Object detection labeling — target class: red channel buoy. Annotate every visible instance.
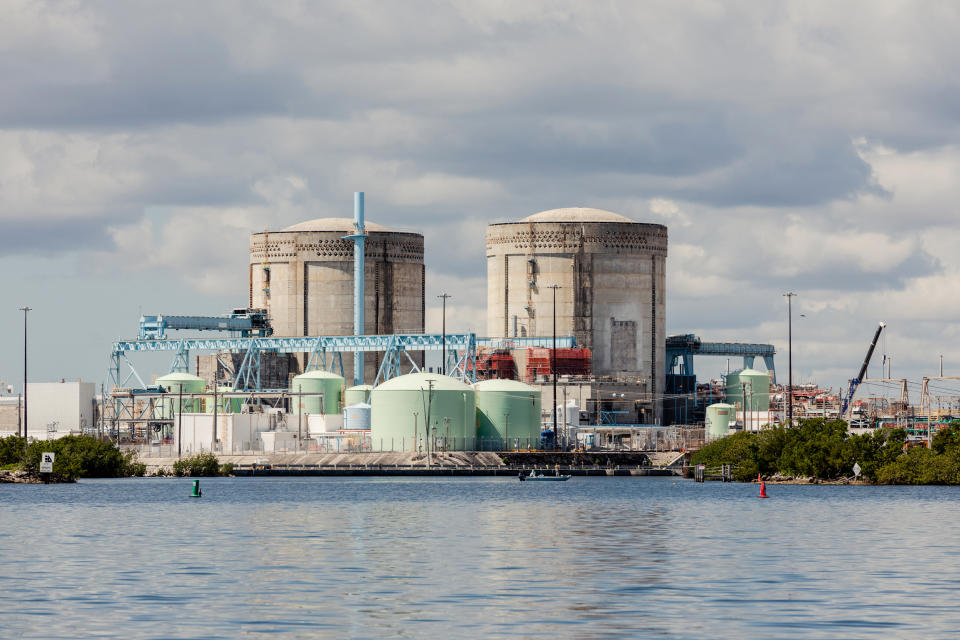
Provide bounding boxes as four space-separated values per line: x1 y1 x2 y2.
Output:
758 474 769 499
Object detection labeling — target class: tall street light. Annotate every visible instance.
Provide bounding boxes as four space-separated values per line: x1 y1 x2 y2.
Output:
19 306 31 439
783 292 796 426
548 285 561 448
438 293 451 375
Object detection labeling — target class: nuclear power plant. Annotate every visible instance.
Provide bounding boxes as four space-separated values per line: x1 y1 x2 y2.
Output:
43 191 780 457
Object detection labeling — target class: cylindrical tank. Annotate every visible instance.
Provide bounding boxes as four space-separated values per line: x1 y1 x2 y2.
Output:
344 403 372 430
486 208 667 421
706 403 734 439
725 369 771 411
291 370 344 415
156 372 206 413
217 387 244 414
250 218 426 384
345 384 373 406
204 387 243 414
474 379 541 450
371 373 477 451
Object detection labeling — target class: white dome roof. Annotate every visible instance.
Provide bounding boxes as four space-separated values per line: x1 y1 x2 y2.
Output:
282 217 390 232
520 207 634 223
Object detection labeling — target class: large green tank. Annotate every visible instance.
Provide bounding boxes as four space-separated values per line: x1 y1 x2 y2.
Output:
474 379 541 450
725 369 771 411
371 373 477 451
156 372 206 413
206 386 244 414
345 384 373 406
291 370 344 415
705 403 734 440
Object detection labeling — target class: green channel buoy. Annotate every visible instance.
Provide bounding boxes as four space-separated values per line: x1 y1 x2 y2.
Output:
190 479 202 498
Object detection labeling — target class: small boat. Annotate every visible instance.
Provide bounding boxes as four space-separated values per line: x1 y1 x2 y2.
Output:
519 470 571 482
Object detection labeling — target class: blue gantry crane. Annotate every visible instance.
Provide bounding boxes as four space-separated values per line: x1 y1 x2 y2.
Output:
139 308 272 339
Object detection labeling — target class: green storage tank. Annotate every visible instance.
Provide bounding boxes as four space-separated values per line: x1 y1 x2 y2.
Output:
705 403 734 440
474 379 541 450
345 384 373 406
156 372 206 414
371 373 477 451
211 386 244 414
725 368 771 411
291 370 344 416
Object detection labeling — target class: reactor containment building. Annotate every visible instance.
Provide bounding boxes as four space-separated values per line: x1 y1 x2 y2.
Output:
486 207 667 403
249 216 425 383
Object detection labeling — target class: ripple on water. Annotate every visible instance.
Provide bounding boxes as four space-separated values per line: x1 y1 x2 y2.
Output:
2 478 960 638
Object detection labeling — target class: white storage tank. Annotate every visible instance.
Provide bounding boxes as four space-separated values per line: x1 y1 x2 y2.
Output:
706 403 734 440
344 403 372 430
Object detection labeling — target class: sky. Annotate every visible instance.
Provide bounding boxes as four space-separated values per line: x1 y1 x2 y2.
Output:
1 0 959 401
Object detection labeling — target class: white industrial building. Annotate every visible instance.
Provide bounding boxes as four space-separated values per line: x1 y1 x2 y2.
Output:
0 380 96 439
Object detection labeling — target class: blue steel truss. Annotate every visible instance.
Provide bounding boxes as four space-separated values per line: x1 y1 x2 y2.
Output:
475 336 577 349
109 333 478 393
666 334 776 382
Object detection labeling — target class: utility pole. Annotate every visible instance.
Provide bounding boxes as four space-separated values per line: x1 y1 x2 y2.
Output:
177 385 183 458
504 413 509 451
783 292 796 426
213 383 219 452
549 285 560 449
438 293 451 375
19 306 31 440
425 380 434 467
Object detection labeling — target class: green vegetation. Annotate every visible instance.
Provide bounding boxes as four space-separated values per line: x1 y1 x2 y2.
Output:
692 419 907 482
171 452 231 477
873 423 960 484
0 434 145 482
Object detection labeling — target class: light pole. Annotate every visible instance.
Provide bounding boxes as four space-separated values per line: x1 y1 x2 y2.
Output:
438 293 451 375
19 306 31 440
784 292 796 426
549 285 561 448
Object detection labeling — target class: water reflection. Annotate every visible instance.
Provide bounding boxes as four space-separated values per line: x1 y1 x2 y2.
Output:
2 478 960 638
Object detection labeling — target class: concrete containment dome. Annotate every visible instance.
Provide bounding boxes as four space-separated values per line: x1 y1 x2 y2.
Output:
370 373 477 451
520 207 635 223
282 218 391 232
250 216 425 384
486 207 667 418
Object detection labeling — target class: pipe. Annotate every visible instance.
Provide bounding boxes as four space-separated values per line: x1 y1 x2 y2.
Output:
352 192 366 386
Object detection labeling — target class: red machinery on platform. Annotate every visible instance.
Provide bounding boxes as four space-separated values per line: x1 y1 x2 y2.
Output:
474 349 517 380
471 347 592 381
524 348 591 382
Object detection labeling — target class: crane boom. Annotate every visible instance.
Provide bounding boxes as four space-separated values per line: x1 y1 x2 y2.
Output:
840 321 886 418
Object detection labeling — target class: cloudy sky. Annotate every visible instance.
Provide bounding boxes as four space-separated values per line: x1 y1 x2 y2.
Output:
1 0 959 400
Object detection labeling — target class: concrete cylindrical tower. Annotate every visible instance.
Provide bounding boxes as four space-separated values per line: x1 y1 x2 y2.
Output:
486 207 667 403
250 218 425 384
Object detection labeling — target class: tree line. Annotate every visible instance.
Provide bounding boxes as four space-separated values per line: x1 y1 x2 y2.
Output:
692 418 960 484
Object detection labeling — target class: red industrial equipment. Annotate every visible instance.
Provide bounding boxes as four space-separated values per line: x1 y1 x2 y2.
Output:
524 348 591 382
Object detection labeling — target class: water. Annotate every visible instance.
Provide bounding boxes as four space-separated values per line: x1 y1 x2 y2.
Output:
2 477 960 639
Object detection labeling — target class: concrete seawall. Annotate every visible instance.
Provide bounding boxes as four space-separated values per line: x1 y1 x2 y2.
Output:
134 450 686 476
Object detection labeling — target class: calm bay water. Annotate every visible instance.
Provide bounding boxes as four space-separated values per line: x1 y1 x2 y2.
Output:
2 477 960 639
